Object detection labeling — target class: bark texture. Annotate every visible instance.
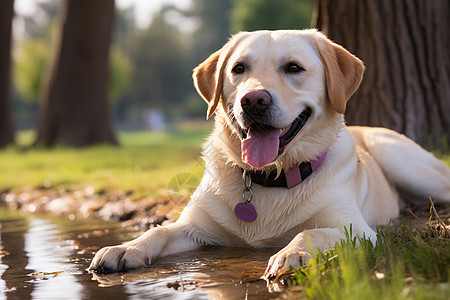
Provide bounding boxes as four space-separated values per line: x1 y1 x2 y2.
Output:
313 0 450 149
35 0 117 147
0 0 14 147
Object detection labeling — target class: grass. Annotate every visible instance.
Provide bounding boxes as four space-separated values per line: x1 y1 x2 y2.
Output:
0 126 211 198
283 220 450 299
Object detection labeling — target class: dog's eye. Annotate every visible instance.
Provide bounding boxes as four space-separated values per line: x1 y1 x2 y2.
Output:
284 63 304 74
232 63 245 74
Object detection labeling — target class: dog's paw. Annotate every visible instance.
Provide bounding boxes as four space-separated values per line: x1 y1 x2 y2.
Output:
88 244 152 273
263 247 312 280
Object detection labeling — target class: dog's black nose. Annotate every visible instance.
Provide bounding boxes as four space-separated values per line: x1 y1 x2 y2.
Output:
240 90 272 112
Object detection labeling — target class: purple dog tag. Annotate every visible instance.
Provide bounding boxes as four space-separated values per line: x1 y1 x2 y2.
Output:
235 202 257 222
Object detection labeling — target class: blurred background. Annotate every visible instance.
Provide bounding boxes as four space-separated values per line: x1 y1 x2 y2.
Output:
5 0 314 141
1 0 448 149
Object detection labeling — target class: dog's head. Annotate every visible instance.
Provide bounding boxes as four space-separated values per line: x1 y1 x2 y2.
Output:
193 30 364 170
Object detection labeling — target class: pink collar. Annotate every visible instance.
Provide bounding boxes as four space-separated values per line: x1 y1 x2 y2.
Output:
245 152 327 188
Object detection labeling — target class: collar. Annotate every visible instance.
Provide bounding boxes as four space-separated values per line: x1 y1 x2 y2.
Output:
245 152 327 188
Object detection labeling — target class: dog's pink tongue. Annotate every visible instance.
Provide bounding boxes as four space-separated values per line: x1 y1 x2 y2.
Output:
242 128 280 168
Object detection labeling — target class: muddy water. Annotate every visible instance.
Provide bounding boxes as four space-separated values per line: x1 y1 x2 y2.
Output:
0 207 283 299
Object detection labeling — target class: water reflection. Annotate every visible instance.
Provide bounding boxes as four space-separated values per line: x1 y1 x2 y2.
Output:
1 214 33 299
0 208 283 299
0 208 127 299
25 218 83 299
93 247 279 299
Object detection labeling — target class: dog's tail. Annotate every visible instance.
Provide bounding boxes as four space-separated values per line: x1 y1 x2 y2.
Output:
349 127 450 203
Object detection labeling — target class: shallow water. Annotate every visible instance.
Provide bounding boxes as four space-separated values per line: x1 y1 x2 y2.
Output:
0 207 282 299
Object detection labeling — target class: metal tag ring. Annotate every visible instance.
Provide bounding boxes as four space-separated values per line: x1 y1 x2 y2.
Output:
242 170 252 189
242 188 253 203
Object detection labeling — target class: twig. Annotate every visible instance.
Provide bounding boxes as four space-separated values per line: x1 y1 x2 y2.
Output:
406 208 425 224
180 275 185 292
428 196 445 227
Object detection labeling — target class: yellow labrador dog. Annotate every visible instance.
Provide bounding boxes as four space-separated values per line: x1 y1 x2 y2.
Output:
89 30 450 279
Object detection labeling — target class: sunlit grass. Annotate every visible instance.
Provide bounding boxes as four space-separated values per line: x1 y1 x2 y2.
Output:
439 154 450 166
0 127 212 198
287 223 450 299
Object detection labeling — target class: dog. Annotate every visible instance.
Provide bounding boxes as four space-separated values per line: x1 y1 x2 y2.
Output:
89 30 450 279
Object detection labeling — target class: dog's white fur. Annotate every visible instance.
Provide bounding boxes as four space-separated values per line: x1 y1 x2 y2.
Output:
89 30 450 278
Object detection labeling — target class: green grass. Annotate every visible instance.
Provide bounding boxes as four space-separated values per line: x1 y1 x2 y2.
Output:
285 222 449 299
0 127 211 198
439 154 450 166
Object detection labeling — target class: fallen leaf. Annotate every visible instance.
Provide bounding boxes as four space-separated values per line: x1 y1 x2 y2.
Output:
29 271 64 276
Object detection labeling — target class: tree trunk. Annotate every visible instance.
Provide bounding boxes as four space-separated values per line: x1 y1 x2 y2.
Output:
313 0 450 150
0 0 14 147
35 0 117 147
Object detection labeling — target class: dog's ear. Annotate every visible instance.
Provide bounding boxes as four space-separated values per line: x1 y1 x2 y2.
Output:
313 32 365 114
192 49 223 119
193 34 245 119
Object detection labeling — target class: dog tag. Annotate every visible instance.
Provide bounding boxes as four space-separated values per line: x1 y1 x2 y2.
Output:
235 202 257 222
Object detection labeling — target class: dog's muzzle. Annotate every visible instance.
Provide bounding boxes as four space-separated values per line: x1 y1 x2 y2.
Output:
236 90 312 168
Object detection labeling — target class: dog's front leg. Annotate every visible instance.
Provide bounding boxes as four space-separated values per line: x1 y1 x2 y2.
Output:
89 222 200 273
263 226 376 279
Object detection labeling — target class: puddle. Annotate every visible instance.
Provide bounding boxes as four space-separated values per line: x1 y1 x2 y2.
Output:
0 207 283 299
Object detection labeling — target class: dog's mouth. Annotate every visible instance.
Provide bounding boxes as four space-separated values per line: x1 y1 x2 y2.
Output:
239 107 312 168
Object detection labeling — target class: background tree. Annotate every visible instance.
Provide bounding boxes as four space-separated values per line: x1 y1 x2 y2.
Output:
120 6 189 123
35 0 117 147
313 0 450 149
184 0 233 65
230 0 313 33
13 2 132 130
0 0 15 147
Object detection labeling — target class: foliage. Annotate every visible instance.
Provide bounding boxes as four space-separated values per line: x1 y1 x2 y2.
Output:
117 6 197 123
126 9 187 108
230 0 314 33
108 47 133 101
13 38 132 104
286 223 450 299
113 5 136 49
183 0 233 63
13 38 50 101
12 0 59 101
20 0 60 39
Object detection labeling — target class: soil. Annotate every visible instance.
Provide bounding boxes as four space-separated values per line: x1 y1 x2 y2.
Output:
0 187 188 229
1 187 449 230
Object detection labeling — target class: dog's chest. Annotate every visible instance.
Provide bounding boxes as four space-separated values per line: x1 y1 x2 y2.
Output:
215 184 312 246
197 163 318 246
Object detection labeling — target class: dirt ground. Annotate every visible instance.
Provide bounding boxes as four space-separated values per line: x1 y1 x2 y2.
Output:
1 188 449 230
0 188 183 229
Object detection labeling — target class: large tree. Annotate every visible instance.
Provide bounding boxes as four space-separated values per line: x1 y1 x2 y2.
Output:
313 0 450 149
0 0 14 147
35 0 117 147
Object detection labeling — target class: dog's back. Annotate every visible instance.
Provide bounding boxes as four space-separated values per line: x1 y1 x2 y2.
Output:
349 126 450 205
